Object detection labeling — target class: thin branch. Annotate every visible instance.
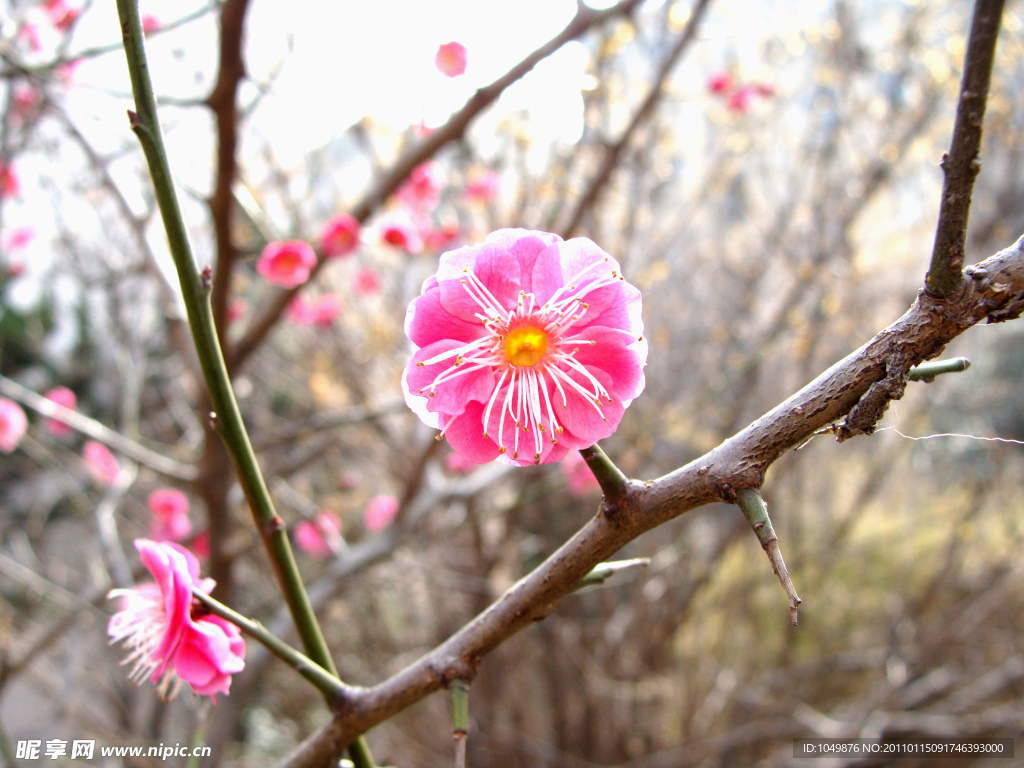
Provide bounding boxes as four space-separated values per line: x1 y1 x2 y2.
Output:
192 590 354 705
925 0 1005 297
280 234 1024 767
579 444 630 500
115 0 352 725
0 374 198 481
562 0 713 238
228 0 647 373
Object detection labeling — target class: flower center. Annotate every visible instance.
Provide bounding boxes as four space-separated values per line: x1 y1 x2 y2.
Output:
504 326 548 367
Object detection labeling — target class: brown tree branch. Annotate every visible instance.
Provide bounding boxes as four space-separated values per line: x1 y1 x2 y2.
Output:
561 0 712 238
228 0 647 374
279 236 1024 767
925 0 1005 297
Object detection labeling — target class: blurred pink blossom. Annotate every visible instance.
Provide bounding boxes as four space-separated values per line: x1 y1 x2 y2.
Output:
727 85 757 112
378 211 423 254
3 226 35 252
148 488 192 542
257 240 317 288
108 539 245 700
43 0 81 31
353 267 381 296
287 294 342 327
464 168 500 203
190 531 210 561
141 15 161 35
435 41 467 77
83 440 120 485
560 451 600 497
0 398 28 453
18 23 42 52
294 510 343 559
444 451 477 475
12 84 41 119
363 495 398 532
319 213 361 258
423 221 460 252
395 162 445 211
0 163 21 198
227 297 248 323
707 71 733 94
43 386 76 438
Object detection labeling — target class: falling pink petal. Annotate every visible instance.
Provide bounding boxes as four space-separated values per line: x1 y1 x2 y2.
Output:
363 495 399 532
83 440 120 485
256 240 317 288
435 41 467 78
0 398 28 453
43 386 76 438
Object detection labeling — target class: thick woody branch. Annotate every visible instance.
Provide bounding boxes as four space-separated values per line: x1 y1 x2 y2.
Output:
925 0 1005 297
281 236 1024 767
228 0 646 373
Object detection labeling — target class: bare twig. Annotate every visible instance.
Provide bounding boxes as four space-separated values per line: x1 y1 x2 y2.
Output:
561 0 713 238
734 488 801 624
228 0 647 373
925 0 1005 297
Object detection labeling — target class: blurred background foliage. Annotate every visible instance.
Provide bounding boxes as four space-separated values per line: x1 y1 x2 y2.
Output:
2 0 1024 766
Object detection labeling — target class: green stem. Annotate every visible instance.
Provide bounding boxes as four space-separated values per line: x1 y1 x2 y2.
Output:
193 591 351 704
450 679 470 768
579 444 629 499
115 4 375 764
907 357 971 382
572 558 650 591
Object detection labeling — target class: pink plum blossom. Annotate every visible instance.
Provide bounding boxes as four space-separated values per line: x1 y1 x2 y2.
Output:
560 450 601 497
190 531 210 561
18 23 42 52
378 211 424 254
141 15 161 35
395 162 445 211
0 163 20 198
3 226 35 252
294 510 343 558
435 41 467 77
83 440 120 485
402 229 646 466
444 450 477 474
256 240 317 288
43 386 76 438
727 85 757 112
0 398 28 453
108 539 245 700
353 267 381 296
363 494 399 532
319 213 360 258
464 168 500 203
148 488 192 542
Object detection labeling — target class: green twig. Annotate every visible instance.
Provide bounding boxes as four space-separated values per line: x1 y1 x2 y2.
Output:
579 444 629 499
115 4 376 764
907 357 971 382
193 591 351 704
449 679 470 768
735 489 801 625
572 558 650 591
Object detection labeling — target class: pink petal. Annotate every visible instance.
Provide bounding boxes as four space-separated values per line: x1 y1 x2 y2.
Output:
405 340 496 417
442 402 501 464
405 285 484 348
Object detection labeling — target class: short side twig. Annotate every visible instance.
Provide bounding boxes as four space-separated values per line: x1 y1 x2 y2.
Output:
735 488 801 625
